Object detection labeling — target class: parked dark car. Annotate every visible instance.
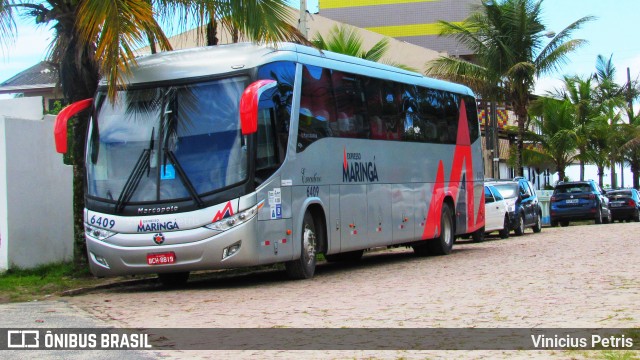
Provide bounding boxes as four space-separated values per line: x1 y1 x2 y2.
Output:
550 180 611 226
606 189 640 222
486 177 542 235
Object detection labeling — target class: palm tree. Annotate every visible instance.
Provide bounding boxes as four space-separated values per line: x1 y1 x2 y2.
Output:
592 54 628 188
425 0 593 176
551 75 596 181
527 96 578 181
311 24 416 71
0 0 303 268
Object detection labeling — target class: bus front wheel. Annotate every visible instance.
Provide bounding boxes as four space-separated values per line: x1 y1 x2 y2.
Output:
285 211 318 280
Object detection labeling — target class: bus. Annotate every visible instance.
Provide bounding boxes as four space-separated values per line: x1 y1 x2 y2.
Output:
55 42 485 285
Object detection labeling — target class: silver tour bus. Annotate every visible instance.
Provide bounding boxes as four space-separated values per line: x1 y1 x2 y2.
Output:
55 43 485 285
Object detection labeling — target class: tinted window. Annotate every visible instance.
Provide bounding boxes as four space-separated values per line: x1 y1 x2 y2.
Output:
257 62 294 179
554 184 592 194
485 186 495 203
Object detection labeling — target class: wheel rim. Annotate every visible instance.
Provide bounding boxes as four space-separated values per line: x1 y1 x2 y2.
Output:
302 224 316 265
537 214 541 227
597 208 602 222
442 215 452 246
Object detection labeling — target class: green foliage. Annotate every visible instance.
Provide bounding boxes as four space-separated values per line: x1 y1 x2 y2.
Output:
311 24 415 71
0 262 93 302
426 0 593 176
45 100 64 115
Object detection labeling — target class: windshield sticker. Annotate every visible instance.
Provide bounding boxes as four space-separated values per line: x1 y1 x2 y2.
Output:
160 164 176 180
268 188 282 219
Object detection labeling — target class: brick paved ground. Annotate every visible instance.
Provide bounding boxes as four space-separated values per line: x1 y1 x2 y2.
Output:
66 222 640 359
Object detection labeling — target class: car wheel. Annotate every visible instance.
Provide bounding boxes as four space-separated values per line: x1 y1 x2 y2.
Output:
285 211 318 280
532 213 542 233
514 213 525 236
560 221 569 227
633 209 640 222
595 207 603 224
499 215 510 239
603 209 612 224
158 272 189 288
472 227 485 243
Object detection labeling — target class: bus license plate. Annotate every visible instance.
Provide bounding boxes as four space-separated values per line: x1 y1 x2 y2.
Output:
147 252 176 265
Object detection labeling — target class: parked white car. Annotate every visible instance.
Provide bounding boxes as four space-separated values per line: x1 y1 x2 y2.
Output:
484 184 511 239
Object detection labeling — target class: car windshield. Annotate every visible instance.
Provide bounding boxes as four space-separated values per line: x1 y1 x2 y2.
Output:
86 76 249 206
554 184 591 194
492 183 518 199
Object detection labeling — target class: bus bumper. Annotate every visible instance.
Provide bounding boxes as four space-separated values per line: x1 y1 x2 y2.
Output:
86 217 259 277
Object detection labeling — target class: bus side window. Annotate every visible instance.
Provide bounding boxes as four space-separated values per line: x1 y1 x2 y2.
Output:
298 65 334 152
256 61 294 182
332 71 368 139
416 88 443 143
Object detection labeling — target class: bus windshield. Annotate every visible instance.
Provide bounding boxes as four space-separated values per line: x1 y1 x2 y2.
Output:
86 76 249 206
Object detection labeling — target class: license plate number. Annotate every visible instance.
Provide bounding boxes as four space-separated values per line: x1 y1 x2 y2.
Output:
611 203 622 207
147 252 176 265
566 199 579 204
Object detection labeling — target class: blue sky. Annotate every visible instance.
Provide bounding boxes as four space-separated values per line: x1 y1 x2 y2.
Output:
1 0 639 97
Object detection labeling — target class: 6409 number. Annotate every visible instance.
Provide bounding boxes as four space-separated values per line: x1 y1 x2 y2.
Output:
89 215 115 229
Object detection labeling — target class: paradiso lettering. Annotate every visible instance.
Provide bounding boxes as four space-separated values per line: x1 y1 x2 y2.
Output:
137 219 179 232
342 148 379 183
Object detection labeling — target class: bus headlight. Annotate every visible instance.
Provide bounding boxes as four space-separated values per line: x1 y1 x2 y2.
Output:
85 224 116 241
205 205 258 232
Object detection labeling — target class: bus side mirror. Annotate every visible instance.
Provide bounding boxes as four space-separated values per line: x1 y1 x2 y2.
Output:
239 80 277 135
54 98 92 154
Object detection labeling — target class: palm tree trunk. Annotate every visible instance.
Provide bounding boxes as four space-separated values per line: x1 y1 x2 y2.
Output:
631 159 640 189
516 109 526 177
610 159 617 188
597 165 605 188
579 160 585 181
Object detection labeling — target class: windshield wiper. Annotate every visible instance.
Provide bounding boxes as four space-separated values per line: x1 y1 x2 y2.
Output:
164 149 205 208
115 128 154 213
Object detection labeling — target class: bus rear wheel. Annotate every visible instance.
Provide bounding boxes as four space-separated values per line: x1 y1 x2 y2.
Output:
285 211 318 280
417 202 454 256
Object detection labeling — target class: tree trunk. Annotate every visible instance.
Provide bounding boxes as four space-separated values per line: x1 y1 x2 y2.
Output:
631 159 640 189
597 165 605 188
56 27 99 270
579 160 585 181
206 17 218 46
516 109 526 177
610 160 617 188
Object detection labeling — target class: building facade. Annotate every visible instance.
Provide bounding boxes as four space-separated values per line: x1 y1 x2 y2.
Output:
319 0 481 58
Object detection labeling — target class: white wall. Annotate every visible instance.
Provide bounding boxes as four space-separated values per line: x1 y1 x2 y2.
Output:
0 97 73 270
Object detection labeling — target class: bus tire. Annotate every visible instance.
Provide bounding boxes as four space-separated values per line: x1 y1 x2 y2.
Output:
471 227 485 243
158 272 189 287
426 202 454 255
285 211 318 280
